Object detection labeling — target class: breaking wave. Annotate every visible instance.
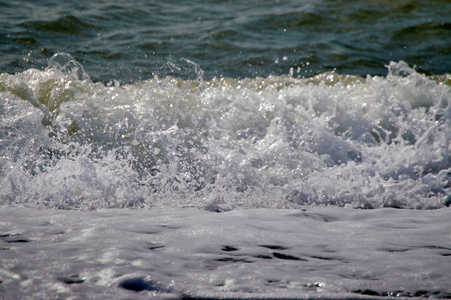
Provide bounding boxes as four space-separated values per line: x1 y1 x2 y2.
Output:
1 54 450 210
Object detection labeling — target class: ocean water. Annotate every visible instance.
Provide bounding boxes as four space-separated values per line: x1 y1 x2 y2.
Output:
1 0 450 82
1 1 451 299
0 0 451 210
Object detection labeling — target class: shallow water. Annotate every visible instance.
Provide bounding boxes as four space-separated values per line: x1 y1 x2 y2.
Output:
1 207 450 299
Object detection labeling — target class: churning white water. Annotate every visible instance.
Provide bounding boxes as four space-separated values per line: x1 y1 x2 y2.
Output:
1 55 450 210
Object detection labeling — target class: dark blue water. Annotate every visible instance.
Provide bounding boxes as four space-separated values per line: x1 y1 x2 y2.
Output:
1 0 450 82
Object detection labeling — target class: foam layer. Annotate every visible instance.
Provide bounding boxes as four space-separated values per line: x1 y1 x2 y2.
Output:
0 207 450 299
1 55 450 209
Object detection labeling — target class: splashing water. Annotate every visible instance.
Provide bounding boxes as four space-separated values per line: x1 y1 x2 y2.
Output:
0 55 450 210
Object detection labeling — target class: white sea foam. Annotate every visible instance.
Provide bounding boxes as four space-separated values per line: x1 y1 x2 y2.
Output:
0 207 450 299
0 55 450 210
